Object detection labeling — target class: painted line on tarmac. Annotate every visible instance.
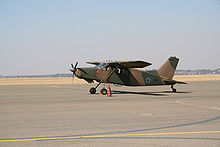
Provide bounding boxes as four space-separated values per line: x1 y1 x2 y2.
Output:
1 115 220 143
176 98 220 111
0 131 220 142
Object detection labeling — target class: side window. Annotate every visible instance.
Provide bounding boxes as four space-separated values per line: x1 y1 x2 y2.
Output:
106 66 110 71
122 69 128 75
103 66 110 71
102 67 107 71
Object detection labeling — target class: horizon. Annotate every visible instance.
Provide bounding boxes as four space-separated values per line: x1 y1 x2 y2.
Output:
1 68 220 77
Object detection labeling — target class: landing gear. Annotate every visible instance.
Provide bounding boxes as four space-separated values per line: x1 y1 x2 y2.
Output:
89 87 96 94
100 88 107 95
171 85 177 92
89 82 101 94
89 82 110 95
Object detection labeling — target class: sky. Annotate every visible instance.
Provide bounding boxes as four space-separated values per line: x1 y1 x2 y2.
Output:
0 0 220 75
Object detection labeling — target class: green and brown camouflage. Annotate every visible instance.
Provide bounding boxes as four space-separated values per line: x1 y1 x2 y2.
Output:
69 56 186 94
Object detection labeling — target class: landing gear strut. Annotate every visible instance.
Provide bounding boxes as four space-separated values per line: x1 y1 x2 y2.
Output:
89 82 109 95
89 66 118 95
89 82 101 94
89 82 107 94
171 85 177 92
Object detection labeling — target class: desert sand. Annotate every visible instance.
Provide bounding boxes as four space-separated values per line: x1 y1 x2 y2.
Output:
0 74 220 86
173 74 220 82
0 77 86 86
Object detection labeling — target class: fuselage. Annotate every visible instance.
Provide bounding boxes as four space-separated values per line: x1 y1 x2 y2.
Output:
74 67 166 86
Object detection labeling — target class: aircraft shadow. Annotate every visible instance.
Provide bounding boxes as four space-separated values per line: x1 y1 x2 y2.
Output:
161 91 191 94
112 90 168 96
111 90 191 96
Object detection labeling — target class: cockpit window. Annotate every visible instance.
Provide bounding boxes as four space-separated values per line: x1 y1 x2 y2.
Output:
96 63 111 71
96 63 107 68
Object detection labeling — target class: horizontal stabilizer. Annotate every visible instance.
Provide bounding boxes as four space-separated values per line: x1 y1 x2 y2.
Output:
164 79 187 85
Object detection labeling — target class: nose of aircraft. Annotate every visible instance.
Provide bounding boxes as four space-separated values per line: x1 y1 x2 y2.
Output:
69 68 76 73
69 68 81 78
70 62 82 78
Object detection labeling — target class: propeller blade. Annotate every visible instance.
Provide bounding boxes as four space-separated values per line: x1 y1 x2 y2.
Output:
74 62 78 69
70 62 79 85
72 75 74 84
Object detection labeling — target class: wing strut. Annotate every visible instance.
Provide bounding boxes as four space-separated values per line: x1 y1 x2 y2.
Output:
90 66 119 94
102 65 119 82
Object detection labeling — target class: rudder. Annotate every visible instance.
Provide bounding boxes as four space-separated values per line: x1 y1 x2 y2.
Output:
157 56 179 79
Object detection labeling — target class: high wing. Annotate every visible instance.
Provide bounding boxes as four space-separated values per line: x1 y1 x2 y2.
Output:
86 62 100 66
108 61 152 68
87 61 152 68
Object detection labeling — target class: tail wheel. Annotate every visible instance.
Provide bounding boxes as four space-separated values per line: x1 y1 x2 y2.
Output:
171 85 177 92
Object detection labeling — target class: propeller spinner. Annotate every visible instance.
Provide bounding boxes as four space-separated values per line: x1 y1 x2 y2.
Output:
70 62 78 77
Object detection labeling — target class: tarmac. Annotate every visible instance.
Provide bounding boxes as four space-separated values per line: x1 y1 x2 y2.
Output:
0 81 220 146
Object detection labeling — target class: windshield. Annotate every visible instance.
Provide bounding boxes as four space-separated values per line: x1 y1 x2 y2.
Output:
96 63 107 68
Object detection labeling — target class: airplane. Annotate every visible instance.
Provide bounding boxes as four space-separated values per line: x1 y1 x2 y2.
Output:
69 56 186 95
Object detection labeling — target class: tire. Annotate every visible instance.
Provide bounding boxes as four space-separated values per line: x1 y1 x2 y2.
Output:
173 88 177 92
89 87 96 94
100 88 107 95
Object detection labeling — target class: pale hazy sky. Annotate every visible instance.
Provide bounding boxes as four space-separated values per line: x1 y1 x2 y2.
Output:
0 0 220 75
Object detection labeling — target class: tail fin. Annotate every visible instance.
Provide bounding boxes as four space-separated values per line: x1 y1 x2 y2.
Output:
157 56 179 79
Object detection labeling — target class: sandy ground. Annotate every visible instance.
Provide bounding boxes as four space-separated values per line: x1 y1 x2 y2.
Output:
174 74 220 82
0 77 87 85
0 74 220 86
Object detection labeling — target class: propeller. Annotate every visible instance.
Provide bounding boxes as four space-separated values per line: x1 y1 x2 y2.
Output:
71 62 78 69
70 62 78 73
70 62 78 84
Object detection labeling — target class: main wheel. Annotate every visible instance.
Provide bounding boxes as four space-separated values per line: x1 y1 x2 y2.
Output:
89 87 96 94
100 88 107 95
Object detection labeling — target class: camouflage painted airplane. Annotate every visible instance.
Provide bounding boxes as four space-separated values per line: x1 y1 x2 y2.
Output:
69 56 186 95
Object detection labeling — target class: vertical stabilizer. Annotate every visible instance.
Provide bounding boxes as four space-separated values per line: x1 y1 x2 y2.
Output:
157 56 179 79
